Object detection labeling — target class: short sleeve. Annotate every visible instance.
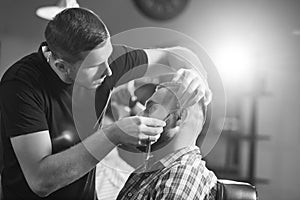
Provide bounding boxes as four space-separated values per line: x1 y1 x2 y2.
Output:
105 45 148 89
0 81 48 137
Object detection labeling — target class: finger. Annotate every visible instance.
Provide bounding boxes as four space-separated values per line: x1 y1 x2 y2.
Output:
182 79 204 107
140 125 164 136
188 78 202 96
135 101 146 111
139 134 161 144
167 81 186 108
150 134 161 142
140 116 166 127
203 88 213 106
177 82 193 107
188 91 203 107
176 72 195 99
127 80 136 97
172 68 184 82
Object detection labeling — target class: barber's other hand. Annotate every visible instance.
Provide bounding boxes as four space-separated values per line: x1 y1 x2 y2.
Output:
172 68 208 108
104 116 166 146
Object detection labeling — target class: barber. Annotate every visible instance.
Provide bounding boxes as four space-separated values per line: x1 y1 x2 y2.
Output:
0 7 204 200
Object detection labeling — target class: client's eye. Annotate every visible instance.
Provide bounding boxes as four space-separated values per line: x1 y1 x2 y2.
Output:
147 101 160 114
144 100 155 113
142 101 151 115
146 100 155 108
149 105 158 115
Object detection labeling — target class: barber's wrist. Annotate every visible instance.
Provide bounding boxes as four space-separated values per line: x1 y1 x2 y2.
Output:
101 123 121 146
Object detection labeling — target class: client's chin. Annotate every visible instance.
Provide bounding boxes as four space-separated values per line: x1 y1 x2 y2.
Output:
138 113 179 152
118 128 177 153
118 114 179 153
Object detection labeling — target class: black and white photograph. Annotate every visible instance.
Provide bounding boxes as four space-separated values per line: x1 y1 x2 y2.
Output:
1 0 299 200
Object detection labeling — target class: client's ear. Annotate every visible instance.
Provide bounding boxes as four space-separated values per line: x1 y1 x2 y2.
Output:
178 109 188 125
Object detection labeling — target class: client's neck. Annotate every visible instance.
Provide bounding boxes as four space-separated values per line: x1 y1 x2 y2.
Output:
150 127 197 165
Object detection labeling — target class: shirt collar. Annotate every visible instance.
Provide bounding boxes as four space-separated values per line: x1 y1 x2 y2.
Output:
159 145 201 167
135 145 201 173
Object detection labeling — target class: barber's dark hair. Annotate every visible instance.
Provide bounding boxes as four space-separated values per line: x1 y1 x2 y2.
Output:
44 7 109 63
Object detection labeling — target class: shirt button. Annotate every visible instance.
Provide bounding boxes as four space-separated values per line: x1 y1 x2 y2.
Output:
128 192 132 197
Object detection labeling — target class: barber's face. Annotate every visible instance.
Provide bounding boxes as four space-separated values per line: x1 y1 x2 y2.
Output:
74 40 113 89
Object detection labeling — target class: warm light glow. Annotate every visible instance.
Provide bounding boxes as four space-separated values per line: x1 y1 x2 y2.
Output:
212 39 254 89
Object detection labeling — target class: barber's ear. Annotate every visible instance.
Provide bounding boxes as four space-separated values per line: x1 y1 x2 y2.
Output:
54 59 69 74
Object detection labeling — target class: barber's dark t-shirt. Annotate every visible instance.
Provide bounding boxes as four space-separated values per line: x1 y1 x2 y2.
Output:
0 42 148 200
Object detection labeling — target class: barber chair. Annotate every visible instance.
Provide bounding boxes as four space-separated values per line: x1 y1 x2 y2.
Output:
216 179 258 200
0 113 3 200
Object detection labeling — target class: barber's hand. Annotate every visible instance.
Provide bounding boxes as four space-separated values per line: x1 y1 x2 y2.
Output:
172 68 211 108
104 116 166 146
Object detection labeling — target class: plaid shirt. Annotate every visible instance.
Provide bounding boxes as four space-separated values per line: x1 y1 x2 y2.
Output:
116 146 217 200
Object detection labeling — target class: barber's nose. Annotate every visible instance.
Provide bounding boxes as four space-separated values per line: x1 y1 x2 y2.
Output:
104 62 112 77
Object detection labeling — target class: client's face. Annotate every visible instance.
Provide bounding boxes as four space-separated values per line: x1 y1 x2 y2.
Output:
139 86 180 151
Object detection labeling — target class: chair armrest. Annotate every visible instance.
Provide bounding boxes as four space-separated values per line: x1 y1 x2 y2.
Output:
216 179 258 200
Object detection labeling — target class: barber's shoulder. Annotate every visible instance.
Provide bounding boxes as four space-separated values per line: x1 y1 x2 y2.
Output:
0 60 45 108
1 53 43 85
108 44 143 62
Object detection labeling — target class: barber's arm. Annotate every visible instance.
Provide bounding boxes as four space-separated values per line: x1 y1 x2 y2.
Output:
11 115 165 197
144 46 206 74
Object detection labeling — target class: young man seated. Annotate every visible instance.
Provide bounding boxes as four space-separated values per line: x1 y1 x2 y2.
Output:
116 79 218 200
